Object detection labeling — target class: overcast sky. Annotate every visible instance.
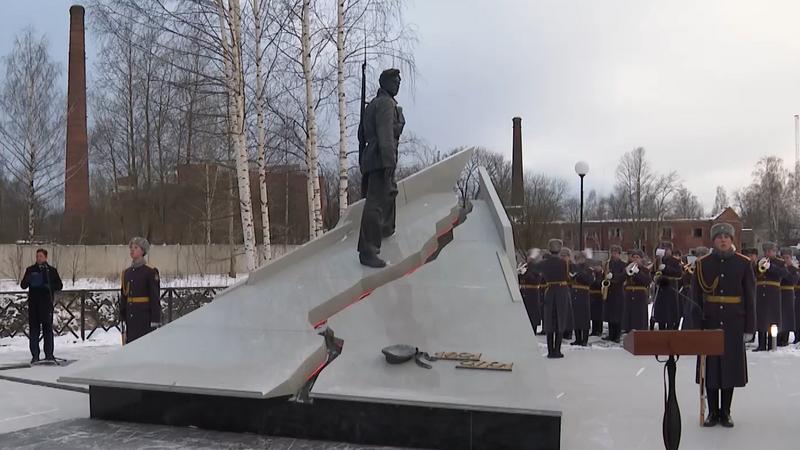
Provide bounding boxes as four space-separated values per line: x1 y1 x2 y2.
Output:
5 1 800 211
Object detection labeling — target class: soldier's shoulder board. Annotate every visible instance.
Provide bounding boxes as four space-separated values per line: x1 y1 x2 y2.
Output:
734 252 750 262
697 254 712 263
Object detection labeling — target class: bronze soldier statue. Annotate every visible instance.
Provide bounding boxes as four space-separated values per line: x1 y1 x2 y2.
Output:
530 239 572 358
652 242 684 330
754 242 787 351
602 245 627 343
120 237 161 344
357 68 405 268
778 248 797 347
621 249 651 332
689 223 755 428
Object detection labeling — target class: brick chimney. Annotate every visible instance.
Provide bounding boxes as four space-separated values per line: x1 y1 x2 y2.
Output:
63 4 90 242
511 117 524 206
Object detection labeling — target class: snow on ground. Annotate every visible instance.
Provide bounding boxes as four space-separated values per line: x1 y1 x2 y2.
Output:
0 274 248 292
0 329 122 355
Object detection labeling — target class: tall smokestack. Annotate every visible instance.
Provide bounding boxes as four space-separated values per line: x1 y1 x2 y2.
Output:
511 117 524 207
64 4 90 242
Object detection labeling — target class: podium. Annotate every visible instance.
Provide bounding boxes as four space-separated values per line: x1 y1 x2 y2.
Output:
623 330 724 450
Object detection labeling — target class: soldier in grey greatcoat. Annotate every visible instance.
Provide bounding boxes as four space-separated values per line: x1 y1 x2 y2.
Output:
357 68 405 268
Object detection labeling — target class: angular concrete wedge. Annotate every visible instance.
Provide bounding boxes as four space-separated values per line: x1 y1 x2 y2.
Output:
59 149 475 399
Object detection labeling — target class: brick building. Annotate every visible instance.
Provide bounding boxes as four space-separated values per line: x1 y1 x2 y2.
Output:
542 207 742 256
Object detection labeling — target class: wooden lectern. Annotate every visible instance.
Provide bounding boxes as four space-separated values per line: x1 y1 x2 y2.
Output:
623 330 724 450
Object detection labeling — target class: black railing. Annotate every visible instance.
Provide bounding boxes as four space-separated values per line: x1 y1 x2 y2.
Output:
0 287 225 341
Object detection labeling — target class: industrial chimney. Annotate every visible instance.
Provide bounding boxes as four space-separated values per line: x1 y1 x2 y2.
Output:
64 4 90 242
511 117 524 207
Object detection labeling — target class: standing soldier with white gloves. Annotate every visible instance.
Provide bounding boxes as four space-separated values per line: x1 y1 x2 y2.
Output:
688 223 755 428
602 245 627 343
120 237 161 344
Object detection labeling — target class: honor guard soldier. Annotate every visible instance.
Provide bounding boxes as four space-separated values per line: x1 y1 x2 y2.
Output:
518 249 543 335
652 242 684 330
530 239 573 358
754 242 788 351
570 250 595 346
778 248 797 347
560 248 576 341
740 248 759 344
688 223 755 428
795 258 800 344
589 259 605 336
120 237 161 344
602 245 627 343
621 249 651 332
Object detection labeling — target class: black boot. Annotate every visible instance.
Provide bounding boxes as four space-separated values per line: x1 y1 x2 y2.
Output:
611 324 621 343
720 388 734 428
590 320 602 336
546 332 556 358
704 388 720 427
359 253 387 268
583 329 590 346
570 329 581 346
794 330 800 345
554 333 564 358
754 330 767 351
563 330 573 340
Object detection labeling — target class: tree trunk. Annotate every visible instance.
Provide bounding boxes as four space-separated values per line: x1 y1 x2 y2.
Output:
301 0 323 238
336 0 348 220
217 0 257 271
253 0 271 264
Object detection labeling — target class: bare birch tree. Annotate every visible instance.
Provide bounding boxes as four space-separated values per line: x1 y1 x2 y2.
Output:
0 30 64 241
252 0 272 263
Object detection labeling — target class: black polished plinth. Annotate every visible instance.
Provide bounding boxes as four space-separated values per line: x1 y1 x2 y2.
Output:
89 386 561 450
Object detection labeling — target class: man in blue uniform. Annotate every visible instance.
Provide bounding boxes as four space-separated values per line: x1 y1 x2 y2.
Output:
20 249 63 364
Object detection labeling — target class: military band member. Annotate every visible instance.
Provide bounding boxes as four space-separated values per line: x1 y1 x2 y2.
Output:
795 261 800 344
621 249 651 332
754 242 788 352
740 247 759 344
120 237 161 344
778 248 797 347
530 239 573 358
560 248 575 341
602 245 627 343
589 260 605 336
570 250 595 346
688 223 755 428
518 250 543 335
652 242 684 330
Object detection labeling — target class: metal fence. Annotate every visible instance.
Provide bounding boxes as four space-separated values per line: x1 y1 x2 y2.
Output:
0 287 224 340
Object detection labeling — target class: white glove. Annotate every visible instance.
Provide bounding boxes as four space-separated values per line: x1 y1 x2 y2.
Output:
605 273 613 280
517 263 527 275
658 264 666 271
743 333 754 343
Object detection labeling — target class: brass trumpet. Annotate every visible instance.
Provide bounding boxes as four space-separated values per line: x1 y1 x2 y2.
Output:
758 257 771 274
682 263 695 274
625 262 640 276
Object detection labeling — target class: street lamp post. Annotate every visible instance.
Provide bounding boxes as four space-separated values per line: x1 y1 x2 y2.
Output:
575 161 590 251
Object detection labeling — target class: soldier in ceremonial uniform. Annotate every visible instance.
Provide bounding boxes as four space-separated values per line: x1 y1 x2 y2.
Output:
518 250 543 335
740 248 759 344
688 223 755 428
754 242 788 351
602 245 627 343
530 239 572 358
777 248 797 347
570 250 595 346
589 259 605 336
652 242 684 330
560 248 575 341
621 249 651 332
120 237 161 344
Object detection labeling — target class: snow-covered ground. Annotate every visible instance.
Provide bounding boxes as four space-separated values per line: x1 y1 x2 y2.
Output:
0 274 248 292
1 330 799 448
